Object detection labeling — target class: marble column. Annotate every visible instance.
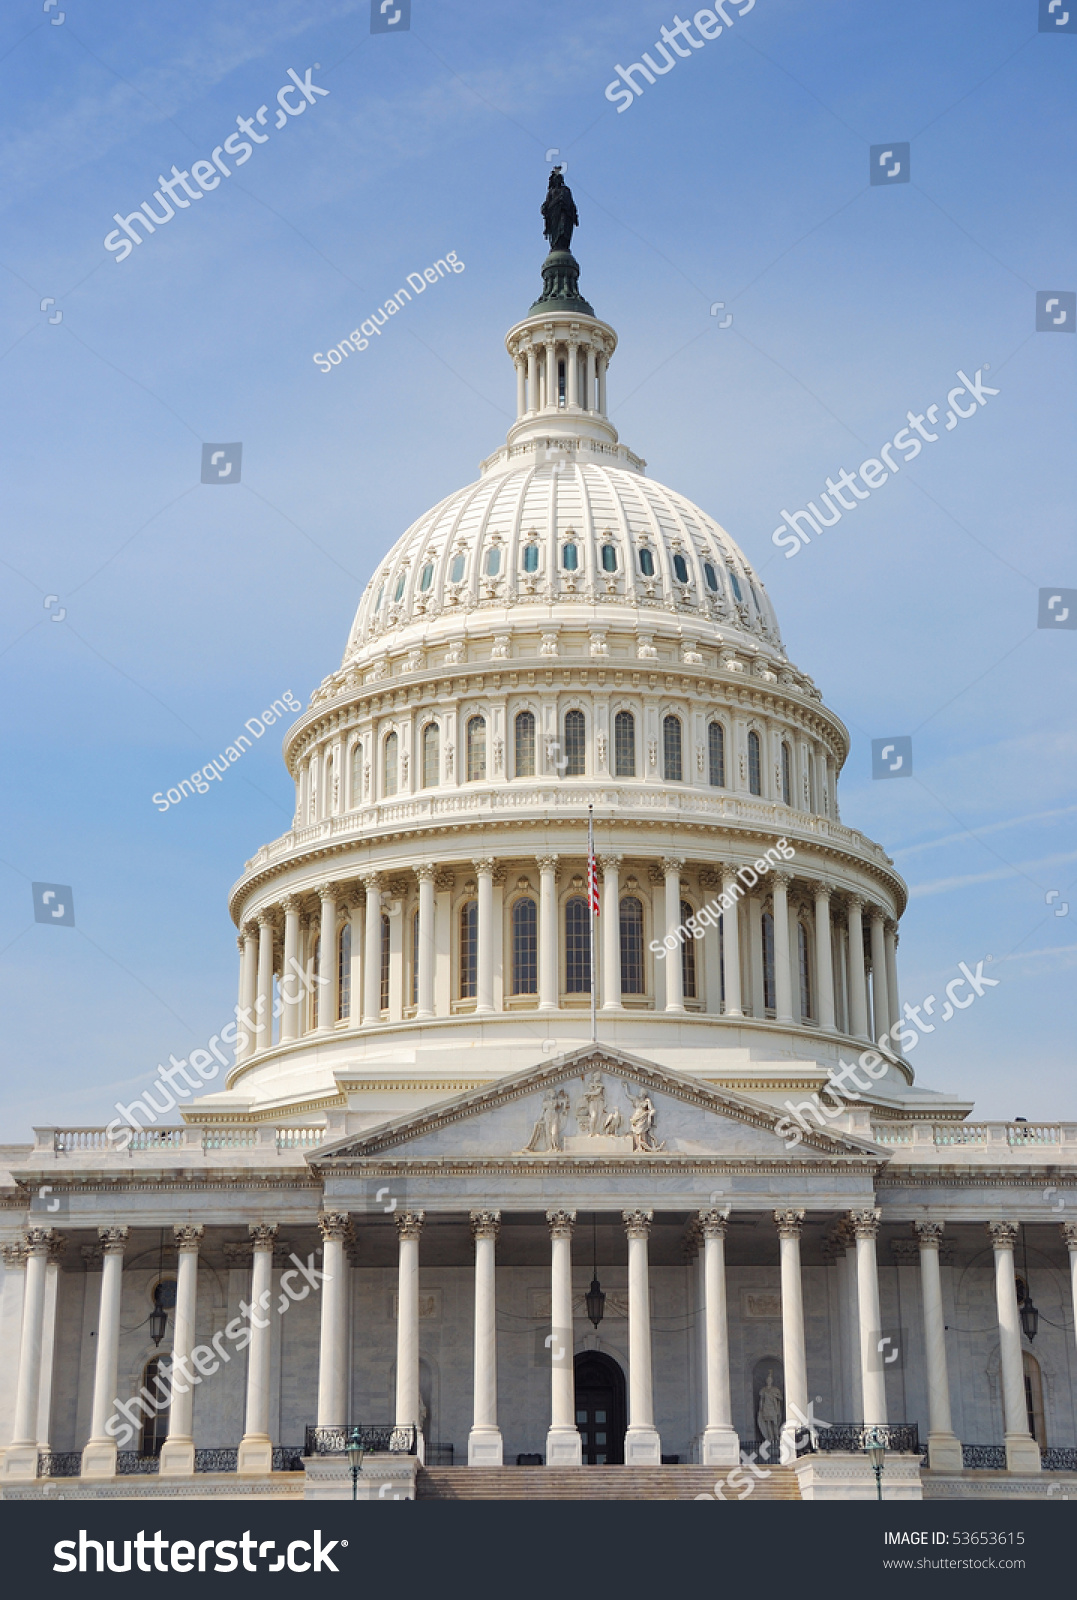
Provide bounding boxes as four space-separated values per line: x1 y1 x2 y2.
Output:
317 882 338 1032
699 1209 738 1465
846 896 869 1039
36 1235 66 1450
545 339 557 407
362 873 382 1022
850 1210 887 1428
159 1223 204 1475
538 855 559 1011
597 353 607 413
813 884 836 1031
474 858 495 1014
526 346 537 412
468 1211 502 1465
987 1222 1040 1471
236 930 256 1064
81 1226 130 1478
316 1213 350 1428
349 898 364 1027
395 1213 425 1458
238 1224 279 1474
914 1222 962 1471
771 871 794 1024
1062 1223 1077 1360
663 857 685 1012
885 922 901 1037
545 1210 581 1464
601 855 623 1010
566 341 579 407
775 1210 808 1463
623 1210 661 1463
586 346 596 411
416 864 436 1020
869 909 889 1043
280 897 301 1042
720 867 743 1016
2 1228 55 1478
515 357 526 418
255 912 275 1052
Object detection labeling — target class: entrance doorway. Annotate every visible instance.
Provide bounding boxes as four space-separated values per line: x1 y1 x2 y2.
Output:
574 1351 626 1464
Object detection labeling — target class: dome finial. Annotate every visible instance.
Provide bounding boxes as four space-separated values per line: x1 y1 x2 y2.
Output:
530 167 594 315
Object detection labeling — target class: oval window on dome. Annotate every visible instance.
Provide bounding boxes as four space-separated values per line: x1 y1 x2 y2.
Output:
730 572 743 603
523 544 539 573
393 573 406 602
601 543 617 572
375 584 384 610
704 561 718 591
419 563 434 592
562 543 578 571
485 547 501 577
673 553 689 584
749 580 761 611
639 547 655 578
450 553 466 583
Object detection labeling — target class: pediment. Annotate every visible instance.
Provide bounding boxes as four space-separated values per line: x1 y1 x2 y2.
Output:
311 1046 880 1168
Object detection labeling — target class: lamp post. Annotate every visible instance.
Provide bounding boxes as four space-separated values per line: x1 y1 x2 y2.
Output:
863 1425 886 1501
346 1428 365 1500
585 1215 606 1331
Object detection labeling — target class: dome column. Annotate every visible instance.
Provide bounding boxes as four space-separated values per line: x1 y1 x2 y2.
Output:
416 865 437 1020
770 871 794 1025
362 874 382 1023
255 912 275 1053
869 908 889 1044
719 866 743 1017
317 883 338 1033
566 339 579 407
236 927 258 1063
600 855 623 1010
884 921 901 1038
596 352 607 415
812 883 836 1031
526 346 537 413
586 346 596 411
537 856 559 1011
845 896 870 1039
474 859 495 1014
280 896 301 1042
515 357 526 419
662 858 685 1012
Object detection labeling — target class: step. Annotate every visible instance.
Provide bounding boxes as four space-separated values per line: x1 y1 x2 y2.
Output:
416 1465 801 1501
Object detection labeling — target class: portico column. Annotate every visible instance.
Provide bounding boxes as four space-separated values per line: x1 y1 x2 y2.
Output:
238 1224 279 1474
720 867 743 1017
317 882 338 1032
601 855 622 1010
699 1210 738 1465
81 1226 130 1478
771 871 794 1024
255 912 275 1052
623 1210 662 1463
545 1210 582 1464
474 858 495 1014
159 1224 204 1475
988 1222 1041 1471
813 884 835 1031
885 922 901 1036
846 896 869 1039
468 1211 502 1465
914 1222 962 1471
663 857 685 1012
2 1228 55 1478
395 1213 425 1458
1062 1223 1077 1359
850 1210 887 1428
416 864 437 1020
538 855 559 1011
869 909 889 1043
775 1210 808 1462
316 1212 351 1428
280 897 301 1042
362 873 382 1022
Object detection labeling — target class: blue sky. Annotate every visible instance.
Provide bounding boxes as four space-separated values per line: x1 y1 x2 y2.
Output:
1 0 1074 1132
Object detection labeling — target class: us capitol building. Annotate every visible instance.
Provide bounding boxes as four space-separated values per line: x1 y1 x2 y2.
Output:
3 177 1076 1502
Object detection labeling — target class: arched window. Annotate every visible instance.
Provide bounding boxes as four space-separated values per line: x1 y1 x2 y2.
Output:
704 561 718 591
748 730 762 796
673 553 689 584
601 543 618 572
781 741 792 806
374 583 384 611
466 716 486 782
411 909 419 1008
761 911 775 1012
309 934 321 1030
380 914 390 1012
515 710 536 777
663 715 683 782
140 1356 171 1456
680 900 697 999
338 923 351 1021
564 709 585 776
419 562 434 591
798 921 812 1020
708 722 725 787
485 546 501 577
459 900 478 998
383 731 398 797
730 572 744 603
393 572 406 602
350 741 362 808
422 722 440 788
523 544 539 573
614 711 636 777
449 553 466 582
564 896 591 993
562 542 579 571
511 898 538 995
619 896 645 995
639 547 655 578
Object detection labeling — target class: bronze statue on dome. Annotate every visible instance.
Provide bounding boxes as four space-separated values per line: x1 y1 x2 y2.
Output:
541 167 579 253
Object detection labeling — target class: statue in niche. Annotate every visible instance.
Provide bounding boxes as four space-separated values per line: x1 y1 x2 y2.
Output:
522 1086 570 1153
576 1072 607 1136
624 1085 665 1152
541 167 579 253
757 1371 784 1450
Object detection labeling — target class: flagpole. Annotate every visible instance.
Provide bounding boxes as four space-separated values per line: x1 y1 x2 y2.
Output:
588 805 597 1045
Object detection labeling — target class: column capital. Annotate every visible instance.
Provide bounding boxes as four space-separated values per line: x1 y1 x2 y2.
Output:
396 1210 425 1241
1061 1221 1077 1250
47 1233 68 1264
236 934 245 953
280 894 300 915
769 869 793 891
599 854 623 874
850 1208 881 1240
773 1209 805 1239
256 909 275 929
811 879 833 902
987 1220 1019 1251
536 854 560 875
914 1221 945 1249
249 1223 279 1252
846 894 865 914
173 1224 205 1253
22 1226 58 1257
361 872 382 894
242 921 259 942
416 862 438 883
698 1208 729 1240
473 857 495 878
546 1209 576 1239
868 903 887 925
661 856 685 877
317 880 337 903
470 1210 501 1241
317 1210 352 1242
98 1225 129 1256
623 1208 653 1239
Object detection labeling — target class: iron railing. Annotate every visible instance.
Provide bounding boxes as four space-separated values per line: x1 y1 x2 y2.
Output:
194 1448 239 1473
304 1424 418 1457
116 1452 161 1474
1042 1447 1077 1472
816 1424 920 1454
739 1435 814 1461
961 1444 1006 1470
37 1451 82 1478
272 1446 306 1473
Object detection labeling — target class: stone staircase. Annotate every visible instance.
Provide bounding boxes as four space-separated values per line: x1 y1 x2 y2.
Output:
416 1465 801 1500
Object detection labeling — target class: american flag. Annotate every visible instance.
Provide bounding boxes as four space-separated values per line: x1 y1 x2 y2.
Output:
587 809 600 916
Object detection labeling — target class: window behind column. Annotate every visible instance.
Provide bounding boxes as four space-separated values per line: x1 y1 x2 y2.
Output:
338 923 351 1021
511 897 537 995
411 908 419 1007
309 935 320 1029
708 721 725 787
662 715 682 782
614 711 635 777
422 723 440 788
467 716 486 782
515 710 536 777
761 910 775 1011
380 914 390 1013
384 731 398 797
140 1357 171 1456
564 708 585 776
459 900 477 998
748 730 762 796
350 741 362 808
781 741 792 806
564 896 591 993
680 899 697 1000
798 921 812 1020
619 896 644 995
